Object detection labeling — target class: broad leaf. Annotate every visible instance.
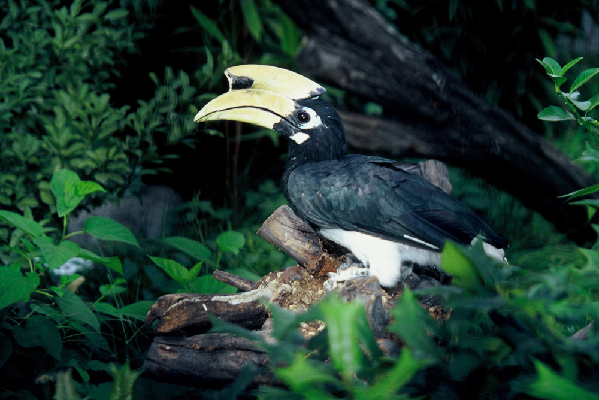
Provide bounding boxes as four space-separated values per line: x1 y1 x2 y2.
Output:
587 93 599 113
190 274 237 294
561 56 583 75
526 360 599 400
148 256 190 286
84 216 138 247
78 248 123 275
0 210 44 237
33 237 80 270
51 169 84 217
319 295 363 380
118 301 154 321
216 231 245 255
571 68 599 93
12 315 62 359
0 263 40 309
537 106 575 121
356 349 428 400
162 236 211 260
55 290 100 331
389 288 441 358
441 241 483 290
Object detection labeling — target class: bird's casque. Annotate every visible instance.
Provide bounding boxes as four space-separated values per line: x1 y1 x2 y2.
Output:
195 65 508 287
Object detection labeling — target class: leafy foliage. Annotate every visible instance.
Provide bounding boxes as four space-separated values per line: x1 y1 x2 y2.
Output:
0 0 199 239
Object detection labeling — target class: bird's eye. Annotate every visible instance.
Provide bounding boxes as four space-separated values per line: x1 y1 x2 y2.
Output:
298 111 311 123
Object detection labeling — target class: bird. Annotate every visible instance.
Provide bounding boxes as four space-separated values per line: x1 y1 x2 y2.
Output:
194 65 508 287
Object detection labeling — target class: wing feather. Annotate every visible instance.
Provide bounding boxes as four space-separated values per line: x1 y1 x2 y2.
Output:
286 154 507 249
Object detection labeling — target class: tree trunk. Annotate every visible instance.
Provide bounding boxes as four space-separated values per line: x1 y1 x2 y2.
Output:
276 0 597 245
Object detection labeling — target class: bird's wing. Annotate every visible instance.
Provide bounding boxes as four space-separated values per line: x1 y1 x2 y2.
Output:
286 154 507 250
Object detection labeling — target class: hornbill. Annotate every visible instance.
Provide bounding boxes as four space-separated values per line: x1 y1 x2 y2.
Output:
195 65 508 287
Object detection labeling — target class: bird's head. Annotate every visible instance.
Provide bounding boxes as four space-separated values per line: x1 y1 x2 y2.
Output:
194 65 346 165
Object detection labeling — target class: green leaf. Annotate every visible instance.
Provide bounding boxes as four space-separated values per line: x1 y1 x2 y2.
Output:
526 360 599 400
389 287 441 358
148 256 190 286
190 5 226 44
275 352 338 399
78 248 123 275
190 274 237 294
571 68 599 93
51 169 84 217
0 264 40 309
84 216 139 247
357 349 428 400
55 290 100 332
162 236 211 260
540 57 562 76
33 237 80 270
319 295 363 380
537 106 575 121
75 180 105 197
559 183 599 201
216 231 245 255
104 9 128 20
240 0 263 41
561 57 583 75
12 315 62 359
564 92 592 111
441 241 482 290
0 210 44 237
118 301 154 321
587 93 599 113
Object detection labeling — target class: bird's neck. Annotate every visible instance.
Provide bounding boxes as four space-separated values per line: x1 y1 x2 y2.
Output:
282 132 346 193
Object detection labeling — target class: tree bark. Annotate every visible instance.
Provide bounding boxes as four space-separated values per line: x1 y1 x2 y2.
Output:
276 0 597 244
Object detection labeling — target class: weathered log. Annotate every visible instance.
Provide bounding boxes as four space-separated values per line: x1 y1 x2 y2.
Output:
143 333 276 388
276 0 597 244
145 292 268 335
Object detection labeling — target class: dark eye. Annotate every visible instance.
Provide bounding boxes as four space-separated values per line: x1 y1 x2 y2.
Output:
298 111 311 123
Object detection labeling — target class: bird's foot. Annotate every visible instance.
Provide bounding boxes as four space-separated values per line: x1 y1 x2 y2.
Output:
323 262 369 292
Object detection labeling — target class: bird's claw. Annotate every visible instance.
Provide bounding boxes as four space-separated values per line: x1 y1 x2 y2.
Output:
323 262 369 291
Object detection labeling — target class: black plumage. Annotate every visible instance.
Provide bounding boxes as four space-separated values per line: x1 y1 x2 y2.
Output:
281 98 507 251
195 65 508 287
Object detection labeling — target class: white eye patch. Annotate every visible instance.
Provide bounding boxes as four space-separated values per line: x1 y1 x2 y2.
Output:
298 107 322 130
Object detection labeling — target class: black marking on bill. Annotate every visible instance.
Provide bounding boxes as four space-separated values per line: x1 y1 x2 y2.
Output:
230 76 254 90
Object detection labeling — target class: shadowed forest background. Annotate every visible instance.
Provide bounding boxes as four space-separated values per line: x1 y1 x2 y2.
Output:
3 0 599 399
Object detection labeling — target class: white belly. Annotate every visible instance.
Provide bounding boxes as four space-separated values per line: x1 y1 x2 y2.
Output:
319 228 441 287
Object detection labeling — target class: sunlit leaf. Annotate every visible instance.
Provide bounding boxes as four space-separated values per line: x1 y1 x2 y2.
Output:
526 360 599 400
0 210 44 237
537 106 575 121
84 216 139 247
571 68 599 93
216 231 245 255
561 57 583 75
